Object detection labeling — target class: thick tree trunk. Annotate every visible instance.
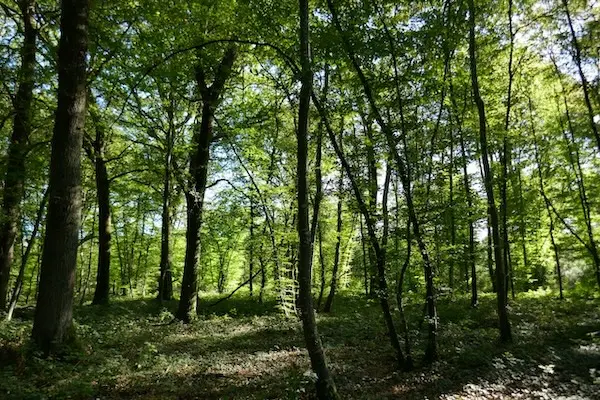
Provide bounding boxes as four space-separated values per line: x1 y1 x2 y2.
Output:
468 0 512 343
296 0 339 397
177 103 212 322
0 0 37 310
177 48 236 322
31 0 90 354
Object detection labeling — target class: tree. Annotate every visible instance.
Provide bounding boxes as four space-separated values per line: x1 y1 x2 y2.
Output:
31 0 90 353
467 0 512 343
0 0 37 310
176 47 237 323
296 0 339 397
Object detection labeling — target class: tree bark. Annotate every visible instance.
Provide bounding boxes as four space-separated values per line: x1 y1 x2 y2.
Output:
6 189 48 321
158 99 175 301
0 0 37 310
530 98 563 300
562 0 600 153
176 47 237 323
450 80 478 306
88 103 112 306
31 0 90 354
468 0 512 343
296 0 340 397
249 200 255 297
323 164 343 313
326 0 438 362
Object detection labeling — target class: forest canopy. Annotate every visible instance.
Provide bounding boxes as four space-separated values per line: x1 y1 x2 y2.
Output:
0 0 599 399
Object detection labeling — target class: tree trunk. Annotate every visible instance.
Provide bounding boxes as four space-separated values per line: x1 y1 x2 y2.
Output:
468 0 512 343
360 216 369 297
249 200 255 297
177 48 236 323
31 0 90 354
530 101 563 299
562 0 600 153
296 0 339 397
500 0 515 303
6 189 48 321
0 0 37 310
323 165 343 313
158 113 174 301
552 59 600 289
316 224 326 309
91 129 111 305
451 80 478 306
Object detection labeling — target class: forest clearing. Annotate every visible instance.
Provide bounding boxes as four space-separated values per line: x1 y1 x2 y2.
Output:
2 0 600 398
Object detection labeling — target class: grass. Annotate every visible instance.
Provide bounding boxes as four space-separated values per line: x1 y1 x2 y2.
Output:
0 291 599 399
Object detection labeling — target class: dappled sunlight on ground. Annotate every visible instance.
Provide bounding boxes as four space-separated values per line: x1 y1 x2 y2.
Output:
1 292 599 399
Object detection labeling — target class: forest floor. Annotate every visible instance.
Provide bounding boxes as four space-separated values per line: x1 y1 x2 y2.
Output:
1 291 599 399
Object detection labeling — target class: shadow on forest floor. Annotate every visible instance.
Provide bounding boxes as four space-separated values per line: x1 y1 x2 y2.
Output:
1 292 599 399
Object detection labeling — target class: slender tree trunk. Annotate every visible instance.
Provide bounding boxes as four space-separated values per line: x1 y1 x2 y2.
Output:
323 166 343 313
360 216 369 297
363 116 378 297
296 1 339 397
6 189 48 321
500 0 515 303
0 0 37 310
158 118 174 301
80 207 95 305
516 159 529 287
451 81 478 306
326 0 437 362
249 200 255 297
552 62 600 289
394 177 413 369
468 0 512 343
530 99 563 299
562 0 600 153
90 116 111 305
449 118 456 291
177 48 236 322
316 224 326 309
31 0 90 354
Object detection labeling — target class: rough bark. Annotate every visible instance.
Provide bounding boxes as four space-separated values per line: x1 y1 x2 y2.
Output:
0 0 37 310
176 47 237 322
31 0 90 354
